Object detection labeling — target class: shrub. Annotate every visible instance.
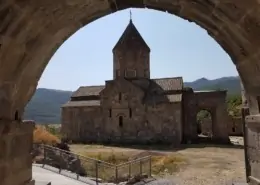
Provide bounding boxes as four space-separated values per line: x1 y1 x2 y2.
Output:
33 125 60 145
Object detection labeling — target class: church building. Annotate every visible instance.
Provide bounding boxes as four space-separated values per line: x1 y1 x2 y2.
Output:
61 17 230 145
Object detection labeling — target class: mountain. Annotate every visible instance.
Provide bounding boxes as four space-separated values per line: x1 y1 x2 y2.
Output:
184 76 241 94
24 76 241 124
24 88 73 124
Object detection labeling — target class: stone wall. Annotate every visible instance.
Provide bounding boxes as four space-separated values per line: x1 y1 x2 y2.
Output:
245 115 260 185
227 117 243 136
0 120 35 185
182 90 230 143
61 106 102 143
62 103 182 145
200 116 243 136
145 103 182 145
182 89 198 143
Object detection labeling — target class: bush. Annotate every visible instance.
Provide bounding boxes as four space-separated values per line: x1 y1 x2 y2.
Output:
33 125 60 145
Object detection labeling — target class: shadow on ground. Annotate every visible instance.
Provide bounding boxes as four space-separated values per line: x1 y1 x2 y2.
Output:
75 137 244 152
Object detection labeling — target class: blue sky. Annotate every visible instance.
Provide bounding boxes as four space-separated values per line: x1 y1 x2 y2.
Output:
38 8 238 91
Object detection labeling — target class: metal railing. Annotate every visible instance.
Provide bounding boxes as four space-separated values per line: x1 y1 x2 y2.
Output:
32 144 152 184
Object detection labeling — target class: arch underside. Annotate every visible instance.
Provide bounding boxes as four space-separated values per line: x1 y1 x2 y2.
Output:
0 0 259 116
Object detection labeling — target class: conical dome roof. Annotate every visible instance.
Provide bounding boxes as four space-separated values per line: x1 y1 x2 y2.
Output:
113 20 150 52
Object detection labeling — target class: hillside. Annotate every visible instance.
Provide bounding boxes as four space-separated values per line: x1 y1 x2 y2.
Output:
24 88 73 124
184 76 241 94
24 76 241 124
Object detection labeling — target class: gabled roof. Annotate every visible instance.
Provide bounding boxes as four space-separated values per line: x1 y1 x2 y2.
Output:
113 20 150 52
71 77 183 98
71 85 105 97
152 77 183 91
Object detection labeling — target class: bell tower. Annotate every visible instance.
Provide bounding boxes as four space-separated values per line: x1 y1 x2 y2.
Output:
112 11 150 80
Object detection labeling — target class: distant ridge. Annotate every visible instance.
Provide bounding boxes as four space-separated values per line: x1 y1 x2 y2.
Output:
24 76 241 124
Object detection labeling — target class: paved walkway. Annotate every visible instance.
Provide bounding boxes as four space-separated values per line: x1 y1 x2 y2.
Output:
33 165 96 185
32 164 176 185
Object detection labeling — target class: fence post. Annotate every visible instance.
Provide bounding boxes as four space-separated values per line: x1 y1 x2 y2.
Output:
149 156 152 177
128 163 131 179
242 107 250 182
59 150 62 173
140 160 142 175
42 144 46 168
76 155 79 180
115 166 118 183
95 161 99 185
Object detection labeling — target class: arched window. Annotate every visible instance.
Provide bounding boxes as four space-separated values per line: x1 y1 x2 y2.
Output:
129 108 132 118
109 109 112 117
119 93 122 101
119 116 123 127
15 111 19 121
125 69 136 78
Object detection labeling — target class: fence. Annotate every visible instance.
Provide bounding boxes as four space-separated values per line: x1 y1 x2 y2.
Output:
32 144 152 184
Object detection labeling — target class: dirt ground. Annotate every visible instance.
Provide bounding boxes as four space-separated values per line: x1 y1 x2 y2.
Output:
70 136 246 185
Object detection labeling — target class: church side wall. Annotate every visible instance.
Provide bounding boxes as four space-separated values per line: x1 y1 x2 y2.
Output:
99 102 182 145
61 106 102 143
145 102 182 145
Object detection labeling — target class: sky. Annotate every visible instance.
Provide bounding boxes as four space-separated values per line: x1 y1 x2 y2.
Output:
38 8 238 91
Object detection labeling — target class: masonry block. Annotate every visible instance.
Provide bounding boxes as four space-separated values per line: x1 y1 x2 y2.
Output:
0 120 35 185
245 115 260 185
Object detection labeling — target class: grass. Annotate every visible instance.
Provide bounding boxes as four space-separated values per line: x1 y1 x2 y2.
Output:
85 150 129 164
73 149 187 182
151 155 186 176
32 127 187 181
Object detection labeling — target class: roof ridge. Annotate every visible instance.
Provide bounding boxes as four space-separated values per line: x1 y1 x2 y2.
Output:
151 76 183 80
79 85 105 88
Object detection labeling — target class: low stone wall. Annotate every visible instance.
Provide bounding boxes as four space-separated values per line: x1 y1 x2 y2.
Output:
200 117 243 137
0 120 35 185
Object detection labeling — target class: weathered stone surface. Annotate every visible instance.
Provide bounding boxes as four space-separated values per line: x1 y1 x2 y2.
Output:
201 116 243 137
245 114 260 184
0 0 259 184
0 120 35 185
183 90 230 143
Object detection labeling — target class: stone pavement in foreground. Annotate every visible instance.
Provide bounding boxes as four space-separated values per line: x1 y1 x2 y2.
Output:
33 164 96 185
33 164 247 185
33 164 177 185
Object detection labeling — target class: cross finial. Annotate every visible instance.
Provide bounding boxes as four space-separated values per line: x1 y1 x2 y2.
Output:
129 9 132 21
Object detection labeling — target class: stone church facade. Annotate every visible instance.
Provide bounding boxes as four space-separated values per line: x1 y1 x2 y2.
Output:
61 19 230 145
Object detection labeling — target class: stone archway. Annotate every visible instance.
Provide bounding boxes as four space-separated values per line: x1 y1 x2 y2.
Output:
0 1 260 185
183 90 230 143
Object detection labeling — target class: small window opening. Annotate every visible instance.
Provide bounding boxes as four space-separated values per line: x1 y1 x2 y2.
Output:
119 93 122 101
109 109 112 117
15 111 19 121
257 96 260 112
129 108 132 118
232 127 236 133
125 69 136 78
119 116 123 127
